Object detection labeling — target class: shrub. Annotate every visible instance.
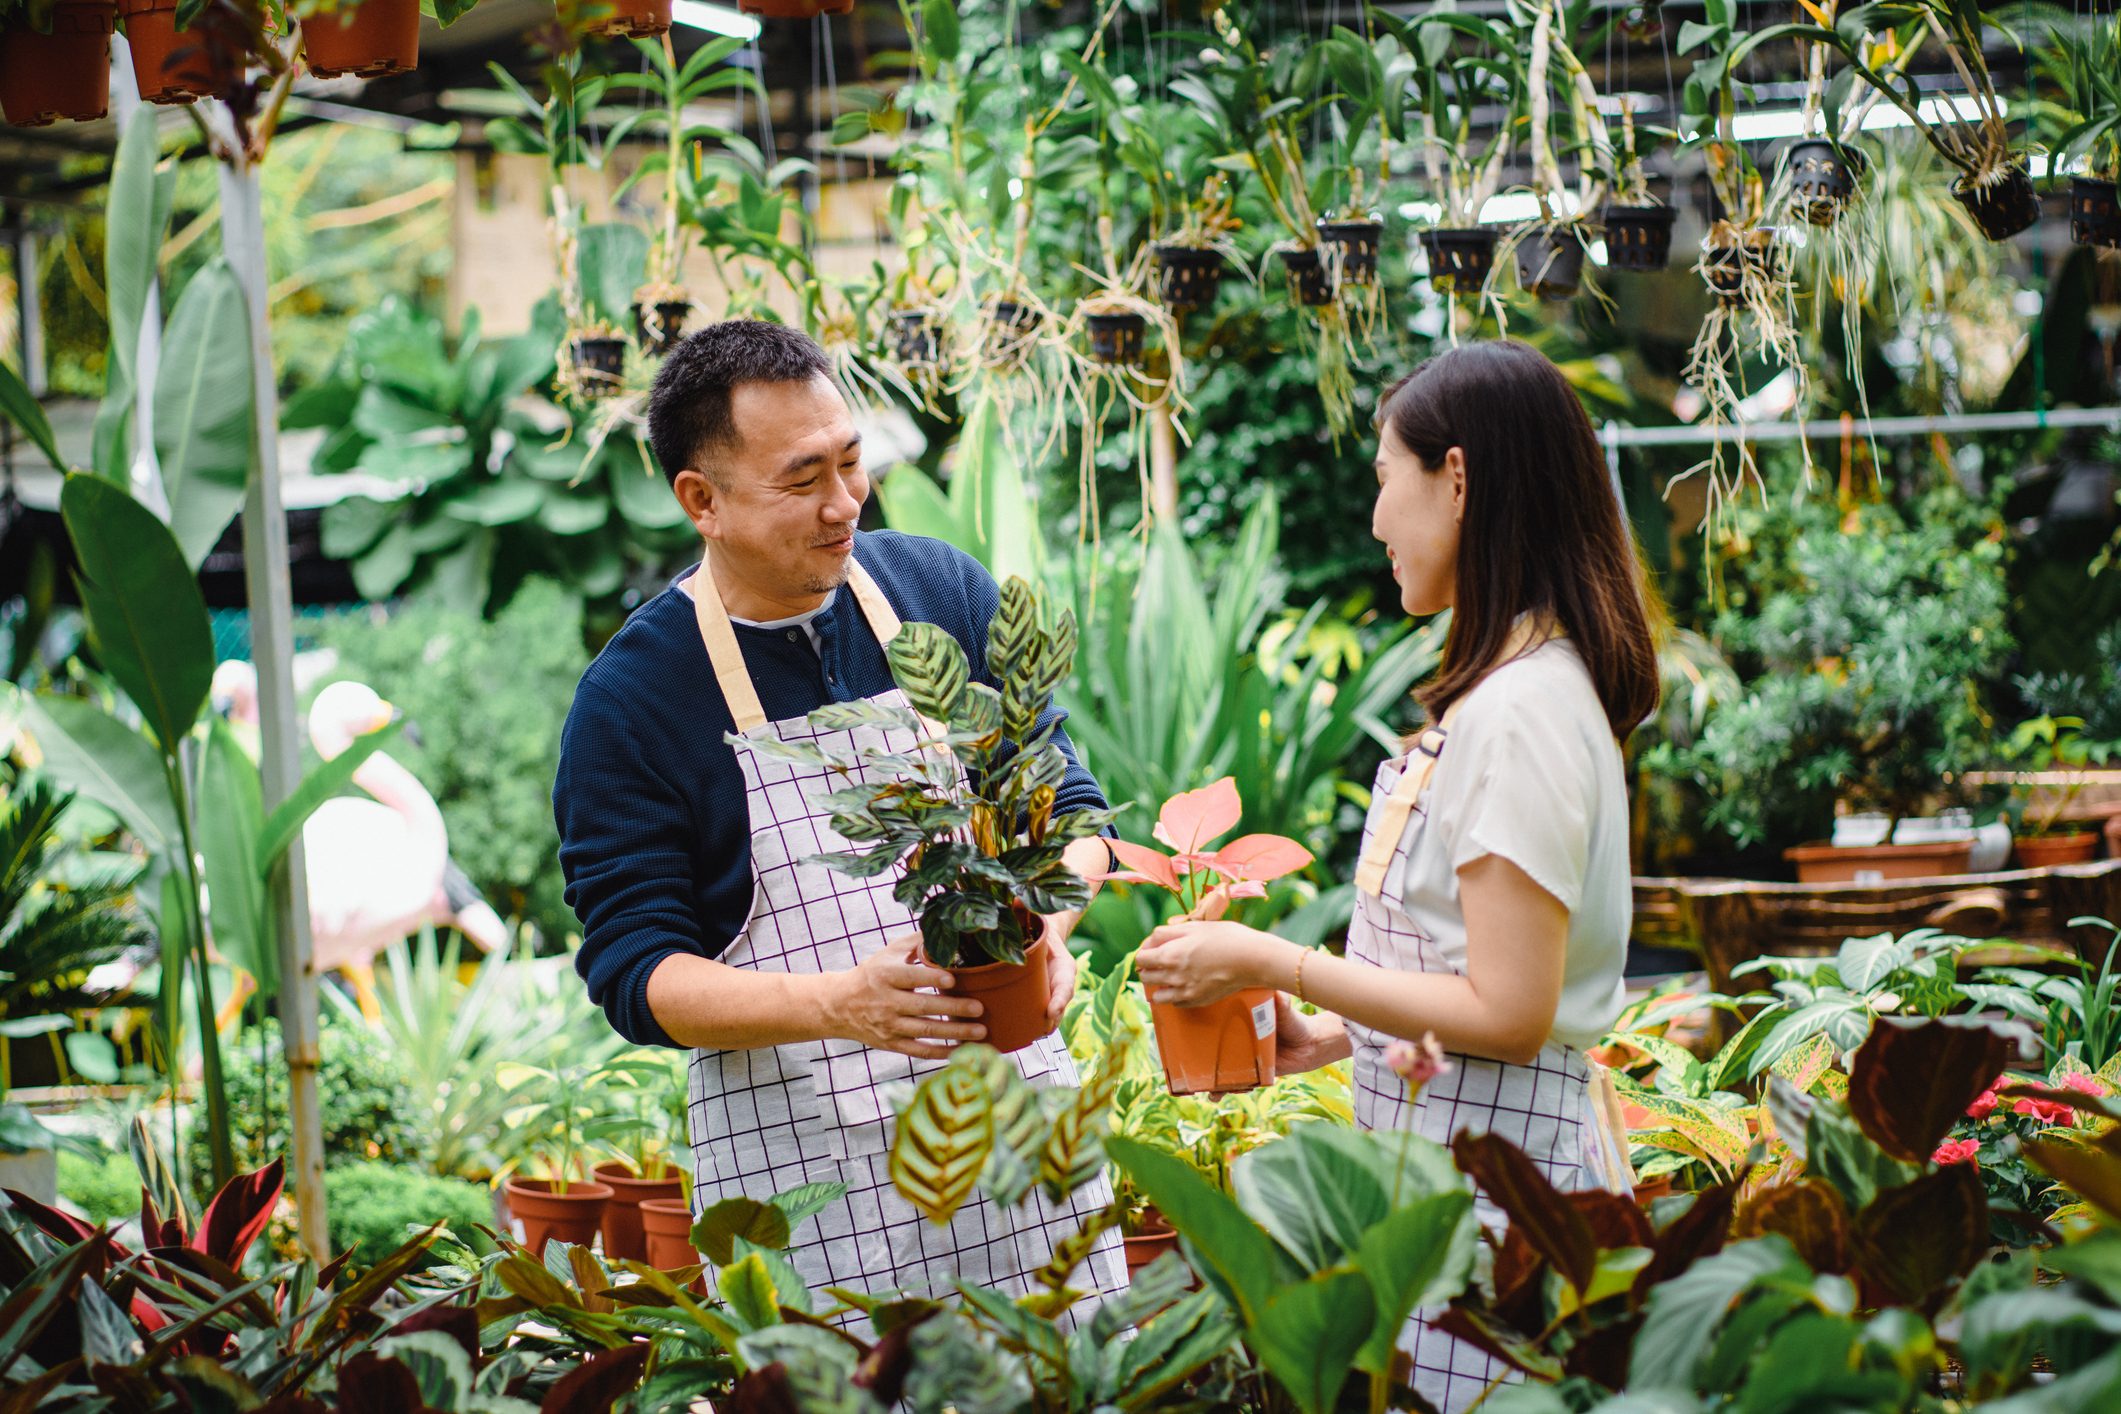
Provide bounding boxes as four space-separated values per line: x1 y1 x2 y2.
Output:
56 1148 137 1226
324 1164 493 1272
190 1015 424 1190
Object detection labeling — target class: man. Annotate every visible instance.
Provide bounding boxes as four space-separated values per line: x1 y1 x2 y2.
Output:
553 319 1124 1312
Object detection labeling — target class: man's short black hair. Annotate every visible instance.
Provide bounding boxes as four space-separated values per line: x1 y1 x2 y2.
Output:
647 319 834 486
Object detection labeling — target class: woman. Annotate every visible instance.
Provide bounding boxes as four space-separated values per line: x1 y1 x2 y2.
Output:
1134 339 1658 1413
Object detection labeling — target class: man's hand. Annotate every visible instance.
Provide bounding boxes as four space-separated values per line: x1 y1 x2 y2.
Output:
1044 940 1078 1030
825 937 987 1060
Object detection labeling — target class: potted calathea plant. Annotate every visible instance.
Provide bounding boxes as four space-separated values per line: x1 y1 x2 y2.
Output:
731 579 1115 1054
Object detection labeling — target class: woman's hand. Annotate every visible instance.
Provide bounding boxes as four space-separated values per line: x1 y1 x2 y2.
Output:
1135 919 1285 1007
1272 992 1351 1074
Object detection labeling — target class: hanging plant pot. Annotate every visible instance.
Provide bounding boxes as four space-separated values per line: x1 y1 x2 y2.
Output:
1781 138 1862 227
632 299 692 356
1153 244 1226 312
1601 204 1677 272
592 1161 684 1263
1515 226 1587 301
121 0 233 104
930 924 1054 1054
583 0 672 38
570 335 627 397
1952 161 2039 242
2 1 115 127
1150 987 1276 1096
982 299 1040 364
887 308 946 368
302 0 420 79
1277 246 1336 306
1319 218 1384 286
1702 231 1779 304
1084 310 1147 366
1420 227 1500 295
738 0 852 16
502 1177 614 1258
2069 176 2121 249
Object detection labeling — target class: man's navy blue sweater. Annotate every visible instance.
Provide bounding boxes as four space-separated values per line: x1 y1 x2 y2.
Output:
554 529 1111 1048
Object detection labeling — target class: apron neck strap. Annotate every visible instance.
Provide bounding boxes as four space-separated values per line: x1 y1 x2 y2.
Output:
1354 617 1561 897
693 546 901 734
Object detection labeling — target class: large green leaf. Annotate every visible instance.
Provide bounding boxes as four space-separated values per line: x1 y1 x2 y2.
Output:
154 259 254 567
1 358 65 475
1629 1237 1810 1390
12 692 179 850
576 223 650 327
198 717 272 997
1249 1271 1372 1414
61 473 213 753
1232 1124 1456 1272
1354 1190 1478 1375
94 109 176 488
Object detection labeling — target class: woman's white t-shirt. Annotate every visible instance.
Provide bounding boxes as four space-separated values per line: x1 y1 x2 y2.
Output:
1387 637 1631 1050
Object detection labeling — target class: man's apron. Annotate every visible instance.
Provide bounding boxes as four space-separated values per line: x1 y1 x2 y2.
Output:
684 552 1125 1323
1344 656 1633 1414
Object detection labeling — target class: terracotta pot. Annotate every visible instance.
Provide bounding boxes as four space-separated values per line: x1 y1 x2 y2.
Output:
1783 839 1975 885
1633 1175 1676 1207
593 1160 684 1263
302 0 419 80
502 1177 613 1257
640 1197 706 1290
1151 987 1275 1096
1122 1215 1178 1282
2 1 115 128
120 0 231 104
1601 204 1676 272
936 929 1054 1055
2015 832 2099 870
583 0 672 36
739 0 852 17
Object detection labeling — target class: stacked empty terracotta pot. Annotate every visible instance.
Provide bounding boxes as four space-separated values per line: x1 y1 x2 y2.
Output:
302 0 420 80
2 0 115 127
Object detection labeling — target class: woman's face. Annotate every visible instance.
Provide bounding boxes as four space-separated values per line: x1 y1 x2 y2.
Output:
1372 422 1464 616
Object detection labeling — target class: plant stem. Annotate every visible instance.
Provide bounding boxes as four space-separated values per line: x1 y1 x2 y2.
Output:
169 749 233 1189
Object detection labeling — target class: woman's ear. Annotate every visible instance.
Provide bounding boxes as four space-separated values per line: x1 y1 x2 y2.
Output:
1444 446 1468 525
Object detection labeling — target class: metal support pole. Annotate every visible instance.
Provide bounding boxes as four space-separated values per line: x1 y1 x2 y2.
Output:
1598 404 2121 449
216 147 328 1260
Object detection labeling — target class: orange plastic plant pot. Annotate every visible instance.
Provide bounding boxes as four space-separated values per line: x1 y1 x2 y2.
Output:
1150 986 1276 1095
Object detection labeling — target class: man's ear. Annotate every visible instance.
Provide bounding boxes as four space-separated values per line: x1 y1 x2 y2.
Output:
672 469 720 539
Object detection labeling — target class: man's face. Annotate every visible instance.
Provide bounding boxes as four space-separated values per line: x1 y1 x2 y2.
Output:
679 374 869 600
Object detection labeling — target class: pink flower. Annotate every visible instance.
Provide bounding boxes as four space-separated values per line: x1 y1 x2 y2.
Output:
1933 1138 1980 1167
1966 1089 1999 1120
2013 1095 2074 1124
2061 1071 2110 1097
1386 1034 1451 1095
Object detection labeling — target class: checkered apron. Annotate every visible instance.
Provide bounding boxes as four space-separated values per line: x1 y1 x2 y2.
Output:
685 554 1124 1326
1345 675 1629 1413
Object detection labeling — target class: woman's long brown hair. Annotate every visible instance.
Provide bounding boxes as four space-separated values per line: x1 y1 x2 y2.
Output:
1380 339 1661 741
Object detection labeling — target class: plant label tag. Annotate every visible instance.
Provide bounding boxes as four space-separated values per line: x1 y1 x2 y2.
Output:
1252 999 1275 1040
510 1217 526 1243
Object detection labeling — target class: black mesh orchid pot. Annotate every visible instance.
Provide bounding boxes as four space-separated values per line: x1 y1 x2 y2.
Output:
1601 204 1677 272
2069 176 2121 249
888 309 946 368
1420 227 1500 294
1702 232 1779 304
1781 138 1862 226
1153 244 1227 312
1277 246 1336 306
1515 227 1587 300
571 335 626 396
1085 311 1146 365
632 300 692 356
1953 161 2040 241
1319 219 1385 286
983 299 1041 361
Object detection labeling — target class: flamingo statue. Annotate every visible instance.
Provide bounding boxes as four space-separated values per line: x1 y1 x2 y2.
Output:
210 663 508 1016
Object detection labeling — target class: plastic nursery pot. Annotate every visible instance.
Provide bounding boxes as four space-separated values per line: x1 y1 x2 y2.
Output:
1123 1206 1180 1283
1601 204 1677 272
1515 227 1587 301
739 0 853 16
639 1197 704 1275
1319 219 1384 287
1952 161 2040 242
1781 138 1862 227
121 0 233 104
633 300 691 356
2 1 115 127
570 336 627 396
1153 244 1226 312
982 299 1041 363
1277 246 1336 306
502 1177 614 1258
301 0 420 80
2016 832 2100 870
1419 227 1499 295
887 309 945 368
931 927 1054 1055
1151 986 1276 1096
2069 176 2121 250
1702 232 1779 304
592 1160 684 1263
1782 839 1974 885
582 0 673 37
1084 311 1147 367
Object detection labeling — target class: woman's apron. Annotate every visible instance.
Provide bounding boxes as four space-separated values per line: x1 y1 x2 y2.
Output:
684 553 1125 1325
1344 678 1633 1414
